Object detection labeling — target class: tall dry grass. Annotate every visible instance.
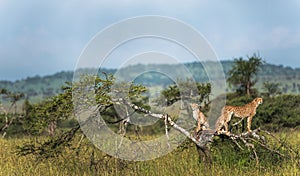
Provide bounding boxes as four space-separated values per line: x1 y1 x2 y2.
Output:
0 131 299 176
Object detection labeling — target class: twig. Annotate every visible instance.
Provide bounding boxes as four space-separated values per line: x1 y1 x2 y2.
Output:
232 117 245 126
231 138 244 150
260 129 297 155
76 134 85 148
164 116 171 149
105 109 136 124
246 137 285 158
228 131 261 165
252 146 259 166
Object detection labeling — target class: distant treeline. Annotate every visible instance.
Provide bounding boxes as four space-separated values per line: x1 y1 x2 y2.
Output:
1 61 300 102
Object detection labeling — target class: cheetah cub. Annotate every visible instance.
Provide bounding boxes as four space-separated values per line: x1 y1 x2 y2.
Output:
190 103 210 133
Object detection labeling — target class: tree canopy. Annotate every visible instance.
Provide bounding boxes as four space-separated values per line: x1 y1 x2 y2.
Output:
227 53 264 96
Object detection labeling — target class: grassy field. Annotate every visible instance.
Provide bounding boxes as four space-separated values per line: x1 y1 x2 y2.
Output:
0 131 299 176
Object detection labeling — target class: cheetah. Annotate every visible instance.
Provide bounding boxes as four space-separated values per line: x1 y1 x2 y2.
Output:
190 103 209 133
215 97 263 135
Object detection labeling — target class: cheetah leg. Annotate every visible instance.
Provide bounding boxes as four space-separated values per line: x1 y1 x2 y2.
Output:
247 116 253 132
224 112 233 135
196 119 201 133
215 121 222 134
224 122 230 135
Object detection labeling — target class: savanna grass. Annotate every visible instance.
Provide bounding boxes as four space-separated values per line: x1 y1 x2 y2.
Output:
0 131 299 176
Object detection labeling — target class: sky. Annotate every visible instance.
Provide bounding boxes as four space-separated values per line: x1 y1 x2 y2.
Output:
1 0 300 81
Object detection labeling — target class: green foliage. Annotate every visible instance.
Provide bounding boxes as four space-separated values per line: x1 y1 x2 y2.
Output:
158 79 211 107
255 95 300 131
160 84 180 106
262 81 282 97
0 88 8 95
197 82 212 102
224 94 300 132
23 82 73 135
0 88 25 106
16 73 152 159
227 53 264 96
226 93 256 106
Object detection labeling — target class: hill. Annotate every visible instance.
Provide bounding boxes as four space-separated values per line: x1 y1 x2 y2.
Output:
0 71 73 102
1 61 300 102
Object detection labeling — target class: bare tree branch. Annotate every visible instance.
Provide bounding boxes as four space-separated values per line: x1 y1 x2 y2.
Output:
113 98 214 149
164 115 171 150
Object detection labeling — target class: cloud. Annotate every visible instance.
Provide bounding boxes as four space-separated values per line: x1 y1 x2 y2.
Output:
262 27 300 49
1 0 300 80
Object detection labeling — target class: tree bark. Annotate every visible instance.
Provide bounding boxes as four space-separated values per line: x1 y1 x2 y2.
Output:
196 145 212 167
246 81 251 96
195 131 213 167
48 121 57 136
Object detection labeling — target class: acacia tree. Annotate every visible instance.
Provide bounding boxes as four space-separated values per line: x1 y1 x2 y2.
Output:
17 73 149 157
227 53 264 96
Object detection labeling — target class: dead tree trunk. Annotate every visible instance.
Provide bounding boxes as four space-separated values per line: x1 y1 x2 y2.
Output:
48 121 57 136
195 130 213 167
196 145 212 167
0 104 14 138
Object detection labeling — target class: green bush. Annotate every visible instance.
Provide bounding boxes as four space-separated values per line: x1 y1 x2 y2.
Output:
225 94 300 132
255 95 300 131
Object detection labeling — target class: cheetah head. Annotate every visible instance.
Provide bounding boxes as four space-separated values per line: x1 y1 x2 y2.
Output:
190 103 199 111
254 97 263 105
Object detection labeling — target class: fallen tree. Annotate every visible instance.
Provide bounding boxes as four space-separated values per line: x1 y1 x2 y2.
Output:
114 98 299 166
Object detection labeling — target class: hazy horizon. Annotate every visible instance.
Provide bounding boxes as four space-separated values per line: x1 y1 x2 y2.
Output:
1 59 299 82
